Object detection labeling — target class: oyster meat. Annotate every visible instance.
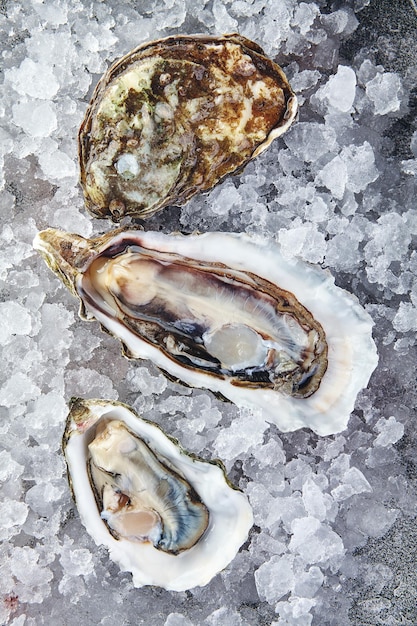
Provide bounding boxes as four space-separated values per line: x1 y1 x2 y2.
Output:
79 34 297 221
63 398 253 590
34 228 378 436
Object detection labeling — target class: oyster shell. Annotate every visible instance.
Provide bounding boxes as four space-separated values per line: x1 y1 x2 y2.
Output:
34 228 378 436
63 398 253 590
79 34 297 221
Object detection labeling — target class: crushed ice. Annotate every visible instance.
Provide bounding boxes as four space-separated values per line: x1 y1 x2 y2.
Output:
1 0 416 625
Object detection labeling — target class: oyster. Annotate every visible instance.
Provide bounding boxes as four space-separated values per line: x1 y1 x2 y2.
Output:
63 398 252 590
79 34 297 221
34 228 378 436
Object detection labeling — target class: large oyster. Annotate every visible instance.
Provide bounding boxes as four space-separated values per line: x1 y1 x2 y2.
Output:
79 34 297 221
63 398 253 590
34 228 378 436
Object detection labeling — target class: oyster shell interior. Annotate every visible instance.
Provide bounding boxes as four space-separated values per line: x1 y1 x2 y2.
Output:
88 419 209 554
64 398 253 590
82 235 328 398
79 34 297 221
34 228 378 436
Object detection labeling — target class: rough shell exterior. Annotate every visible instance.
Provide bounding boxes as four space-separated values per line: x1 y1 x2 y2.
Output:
79 34 298 221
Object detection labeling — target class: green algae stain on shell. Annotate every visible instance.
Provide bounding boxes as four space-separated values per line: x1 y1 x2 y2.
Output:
78 34 298 221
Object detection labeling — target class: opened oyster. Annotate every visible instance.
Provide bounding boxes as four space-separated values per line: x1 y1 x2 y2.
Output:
63 398 253 590
34 228 377 435
79 34 297 221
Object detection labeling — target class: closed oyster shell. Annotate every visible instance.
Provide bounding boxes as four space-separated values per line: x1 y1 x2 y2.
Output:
79 34 297 221
63 398 253 590
34 228 378 436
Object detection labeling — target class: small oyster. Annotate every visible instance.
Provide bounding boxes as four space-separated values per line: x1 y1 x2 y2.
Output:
79 34 297 221
63 398 253 590
34 228 378 435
